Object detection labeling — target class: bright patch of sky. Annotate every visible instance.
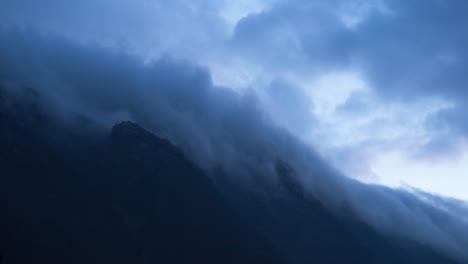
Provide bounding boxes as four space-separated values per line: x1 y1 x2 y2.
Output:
219 0 279 31
204 36 467 201
208 1 468 202
336 0 392 29
275 71 467 200
283 72 466 200
371 145 468 200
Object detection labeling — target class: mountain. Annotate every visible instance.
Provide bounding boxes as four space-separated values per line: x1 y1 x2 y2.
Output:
225 161 462 264
0 89 283 263
0 88 462 264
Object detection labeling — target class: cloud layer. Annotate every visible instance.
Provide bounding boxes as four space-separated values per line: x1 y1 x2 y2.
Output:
1 0 468 262
1 27 468 262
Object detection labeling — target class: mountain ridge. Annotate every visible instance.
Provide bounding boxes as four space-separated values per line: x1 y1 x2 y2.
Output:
0 88 463 264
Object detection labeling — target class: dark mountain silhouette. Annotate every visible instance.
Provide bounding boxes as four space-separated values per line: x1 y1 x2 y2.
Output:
0 87 462 264
0 88 283 263
225 160 463 264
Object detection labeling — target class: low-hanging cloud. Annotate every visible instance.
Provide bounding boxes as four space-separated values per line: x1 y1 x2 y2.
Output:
0 28 467 262
232 0 468 152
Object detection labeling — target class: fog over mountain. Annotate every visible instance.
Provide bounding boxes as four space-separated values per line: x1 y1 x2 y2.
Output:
1 0 468 263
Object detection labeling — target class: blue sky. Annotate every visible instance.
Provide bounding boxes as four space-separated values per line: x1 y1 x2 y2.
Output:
1 0 468 260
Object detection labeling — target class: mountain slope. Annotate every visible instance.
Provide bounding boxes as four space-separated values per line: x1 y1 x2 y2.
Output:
0 88 463 264
0 89 284 264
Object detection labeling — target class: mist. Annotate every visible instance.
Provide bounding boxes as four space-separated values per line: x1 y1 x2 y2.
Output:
0 27 467 262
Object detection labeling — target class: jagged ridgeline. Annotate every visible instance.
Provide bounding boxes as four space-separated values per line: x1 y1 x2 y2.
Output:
0 87 462 264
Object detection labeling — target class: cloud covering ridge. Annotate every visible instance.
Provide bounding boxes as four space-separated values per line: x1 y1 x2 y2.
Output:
0 27 467 262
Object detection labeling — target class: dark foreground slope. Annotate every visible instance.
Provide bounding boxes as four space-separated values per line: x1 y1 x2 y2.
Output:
0 89 462 264
0 90 283 263
225 162 463 264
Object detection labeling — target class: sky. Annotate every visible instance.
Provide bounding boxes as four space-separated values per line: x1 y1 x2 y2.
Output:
2 0 466 200
1 0 468 261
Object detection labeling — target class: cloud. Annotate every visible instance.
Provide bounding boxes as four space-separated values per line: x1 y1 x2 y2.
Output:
231 0 355 74
0 0 229 60
3 0 468 143
0 28 284 181
0 27 467 262
232 0 468 98
231 0 468 138
1 0 468 261
221 0 468 197
262 78 316 136
354 1 468 99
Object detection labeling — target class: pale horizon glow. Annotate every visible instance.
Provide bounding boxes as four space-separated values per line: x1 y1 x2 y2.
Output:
241 70 468 201
370 146 468 201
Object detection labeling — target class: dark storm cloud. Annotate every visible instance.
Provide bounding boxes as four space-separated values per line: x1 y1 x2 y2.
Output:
231 0 468 139
3 0 467 141
231 0 355 73
0 0 227 57
263 78 316 136
233 0 468 99
355 1 468 99
0 28 286 181
0 28 467 262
